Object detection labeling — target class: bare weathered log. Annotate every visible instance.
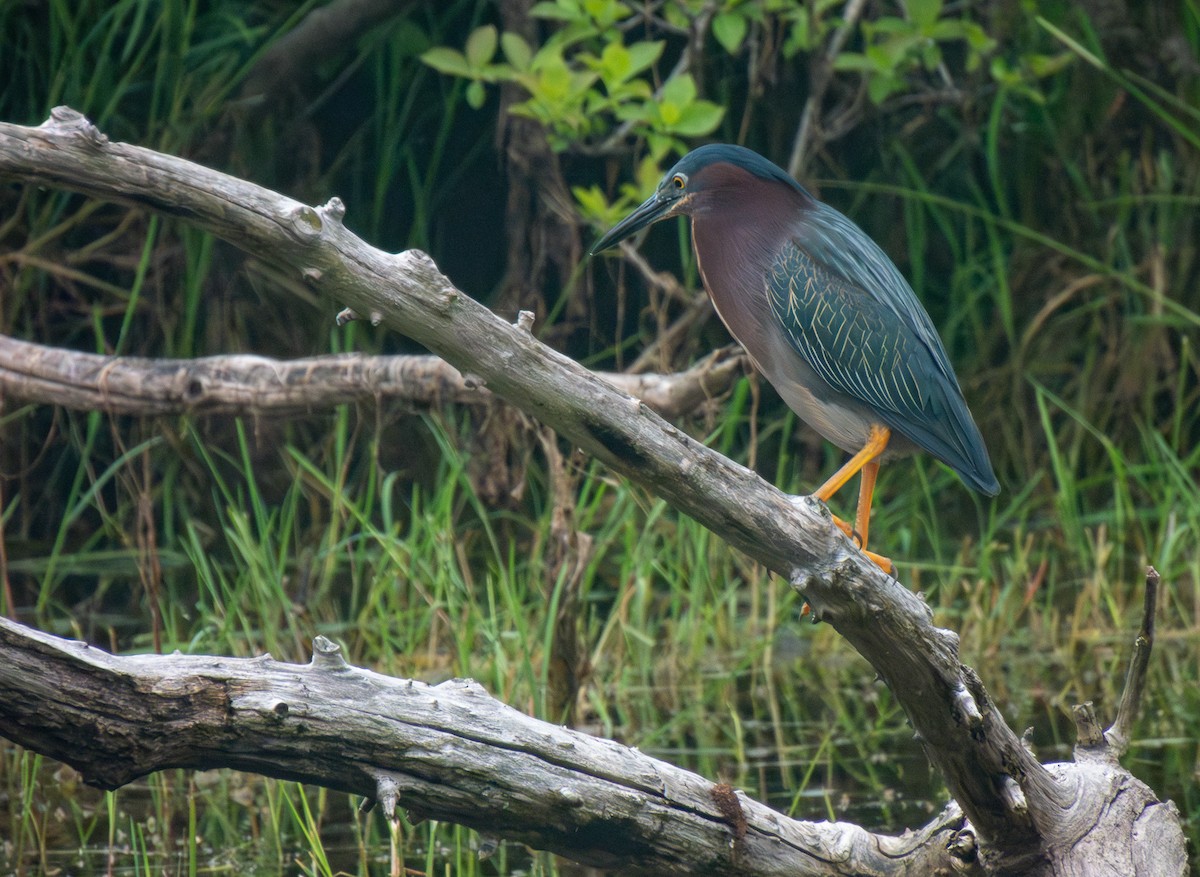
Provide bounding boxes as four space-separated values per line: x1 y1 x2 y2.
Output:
0 616 964 876
0 110 1187 875
0 333 745 420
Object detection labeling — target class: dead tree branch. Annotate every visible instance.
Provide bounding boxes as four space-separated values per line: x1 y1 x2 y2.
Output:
1107 567 1159 755
0 333 745 420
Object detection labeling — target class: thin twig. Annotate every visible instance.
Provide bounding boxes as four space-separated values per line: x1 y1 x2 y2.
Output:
1105 566 1159 755
788 0 869 178
627 296 718 375
616 243 694 306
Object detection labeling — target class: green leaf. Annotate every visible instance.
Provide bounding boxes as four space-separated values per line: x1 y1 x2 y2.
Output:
607 78 652 102
530 41 566 71
465 25 498 68
421 47 473 78
712 12 748 54
1028 52 1075 79
635 155 664 191
660 73 697 107
466 80 487 109
537 55 572 101
989 57 1019 86
568 68 600 99
501 32 533 70
530 1 577 21
599 41 632 84
663 3 689 29
782 15 811 55
507 101 539 122
831 52 878 73
669 100 725 136
867 16 910 36
960 21 997 53
572 184 615 224
905 0 942 31
928 19 967 41
614 100 654 123
870 32 923 70
583 0 630 27
646 132 677 162
626 41 664 76
919 40 943 71
867 72 901 104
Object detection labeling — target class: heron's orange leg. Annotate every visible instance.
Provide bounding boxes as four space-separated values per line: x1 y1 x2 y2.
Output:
853 459 894 574
813 425 891 503
855 459 880 548
812 425 895 575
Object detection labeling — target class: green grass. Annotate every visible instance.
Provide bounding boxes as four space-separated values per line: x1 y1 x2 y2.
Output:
4 385 1197 873
2 0 1199 873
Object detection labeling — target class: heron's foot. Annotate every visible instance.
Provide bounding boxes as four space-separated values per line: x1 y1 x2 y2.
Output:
831 514 894 576
862 548 895 576
830 514 854 539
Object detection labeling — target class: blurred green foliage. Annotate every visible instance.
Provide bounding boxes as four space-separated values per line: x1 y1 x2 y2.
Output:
421 0 1015 219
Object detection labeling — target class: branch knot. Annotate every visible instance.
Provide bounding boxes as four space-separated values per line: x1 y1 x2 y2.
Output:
44 106 107 149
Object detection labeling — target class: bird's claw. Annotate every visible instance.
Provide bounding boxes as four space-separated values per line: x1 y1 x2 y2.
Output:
831 514 893 574
831 515 863 546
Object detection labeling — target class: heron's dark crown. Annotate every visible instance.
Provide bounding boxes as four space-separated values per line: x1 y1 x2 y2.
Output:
669 144 808 196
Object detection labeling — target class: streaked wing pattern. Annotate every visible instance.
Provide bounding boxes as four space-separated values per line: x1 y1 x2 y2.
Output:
767 240 930 425
797 203 958 387
764 236 996 493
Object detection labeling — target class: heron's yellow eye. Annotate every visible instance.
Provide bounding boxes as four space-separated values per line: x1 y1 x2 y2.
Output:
672 174 686 189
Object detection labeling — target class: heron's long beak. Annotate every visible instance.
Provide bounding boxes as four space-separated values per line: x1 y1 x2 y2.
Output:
590 191 679 255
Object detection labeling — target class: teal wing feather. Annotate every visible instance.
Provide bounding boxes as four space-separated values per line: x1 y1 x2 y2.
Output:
766 203 999 494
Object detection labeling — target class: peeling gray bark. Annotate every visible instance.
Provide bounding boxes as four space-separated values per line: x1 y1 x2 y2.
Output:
0 333 746 420
0 109 1187 875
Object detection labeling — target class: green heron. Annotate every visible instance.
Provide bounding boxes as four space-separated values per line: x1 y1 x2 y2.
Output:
592 144 998 572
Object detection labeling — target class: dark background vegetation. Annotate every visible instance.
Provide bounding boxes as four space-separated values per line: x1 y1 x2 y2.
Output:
1 0 1198 873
